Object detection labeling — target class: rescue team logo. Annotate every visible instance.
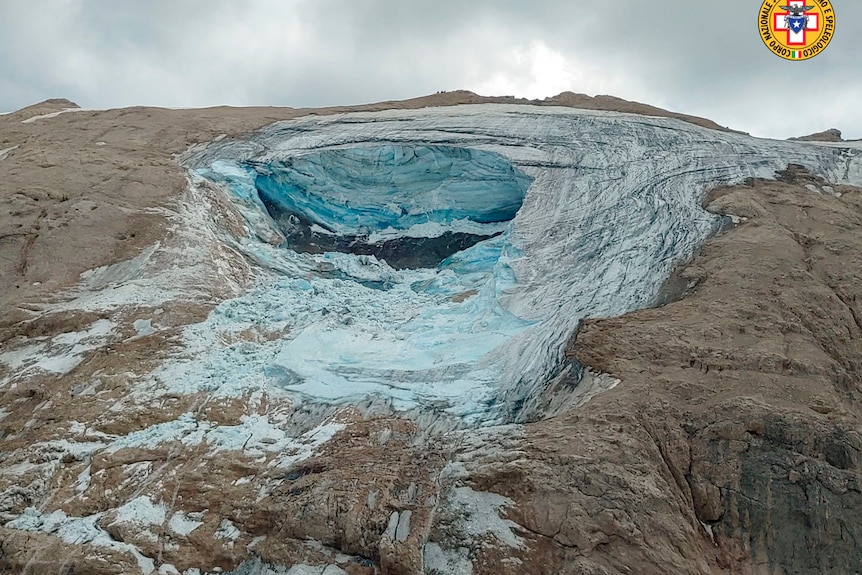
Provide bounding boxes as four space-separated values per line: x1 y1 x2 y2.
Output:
759 0 835 60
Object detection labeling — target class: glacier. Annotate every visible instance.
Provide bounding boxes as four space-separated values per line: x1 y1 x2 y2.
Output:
174 104 861 424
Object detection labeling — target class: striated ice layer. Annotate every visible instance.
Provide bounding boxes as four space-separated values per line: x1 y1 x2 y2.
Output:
179 104 862 423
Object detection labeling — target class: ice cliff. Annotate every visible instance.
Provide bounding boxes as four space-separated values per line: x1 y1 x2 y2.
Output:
178 104 861 424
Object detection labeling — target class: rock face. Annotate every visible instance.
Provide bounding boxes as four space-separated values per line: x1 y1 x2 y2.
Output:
1 94 861 575
790 128 844 142
567 167 862 574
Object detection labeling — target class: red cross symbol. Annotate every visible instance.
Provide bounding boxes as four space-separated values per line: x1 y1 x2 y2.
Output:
774 1 820 46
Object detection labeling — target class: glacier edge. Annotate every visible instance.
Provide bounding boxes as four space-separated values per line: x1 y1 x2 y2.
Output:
167 104 862 424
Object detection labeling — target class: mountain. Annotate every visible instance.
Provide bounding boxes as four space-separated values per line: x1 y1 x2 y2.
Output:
789 128 844 142
1 94 861 575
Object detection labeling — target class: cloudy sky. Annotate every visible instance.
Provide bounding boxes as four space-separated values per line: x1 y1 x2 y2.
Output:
1 0 859 139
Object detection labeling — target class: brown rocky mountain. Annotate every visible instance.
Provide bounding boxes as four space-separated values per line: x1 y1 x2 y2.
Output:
789 128 844 143
0 94 860 575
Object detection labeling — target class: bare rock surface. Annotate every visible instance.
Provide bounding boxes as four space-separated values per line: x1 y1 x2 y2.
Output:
790 128 844 142
0 94 861 575
569 168 862 574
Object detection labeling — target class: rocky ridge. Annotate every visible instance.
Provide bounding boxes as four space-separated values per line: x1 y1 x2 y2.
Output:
790 128 844 143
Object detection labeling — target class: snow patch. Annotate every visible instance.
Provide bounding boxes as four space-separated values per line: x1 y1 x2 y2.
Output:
220 557 359 575
0 343 46 373
75 464 92 494
36 439 107 461
0 461 40 476
0 145 18 160
423 542 473 575
168 511 203 536
81 243 160 290
448 486 525 549
21 107 81 123
0 319 116 385
6 507 156 574
215 518 241 541
49 179 248 315
113 495 167 528
41 319 114 372
104 413 343 469
276 422 345 469
702 521 716 545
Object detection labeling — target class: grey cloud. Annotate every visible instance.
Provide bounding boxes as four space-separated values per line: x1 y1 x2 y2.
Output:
0 0 859 138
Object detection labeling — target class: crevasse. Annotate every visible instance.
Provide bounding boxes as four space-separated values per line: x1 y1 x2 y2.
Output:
175 104 861 424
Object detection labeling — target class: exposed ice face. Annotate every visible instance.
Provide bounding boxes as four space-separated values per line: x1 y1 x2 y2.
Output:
253 145 530 237
201 145 530 271
179 104 861 423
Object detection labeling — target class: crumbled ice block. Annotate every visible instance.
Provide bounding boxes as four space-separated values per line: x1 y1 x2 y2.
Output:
214 518 241 541
133 319 155 336
169 511 203 536
178 104 862 423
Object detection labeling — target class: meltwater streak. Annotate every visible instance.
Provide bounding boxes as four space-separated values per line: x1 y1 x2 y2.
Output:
181 104 862 424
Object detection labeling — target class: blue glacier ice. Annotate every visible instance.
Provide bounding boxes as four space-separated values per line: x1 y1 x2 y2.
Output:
253 145 531 236
176 104 862 423
200 145 531 270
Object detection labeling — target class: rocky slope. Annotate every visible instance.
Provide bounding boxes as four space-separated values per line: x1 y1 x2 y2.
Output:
0 95 861 575
790 128 844 143
568 165 862 574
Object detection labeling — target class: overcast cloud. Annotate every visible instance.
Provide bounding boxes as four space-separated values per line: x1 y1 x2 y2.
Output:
1 0 860 138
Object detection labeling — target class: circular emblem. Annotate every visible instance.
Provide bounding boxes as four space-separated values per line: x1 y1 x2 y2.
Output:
758 0 835 60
